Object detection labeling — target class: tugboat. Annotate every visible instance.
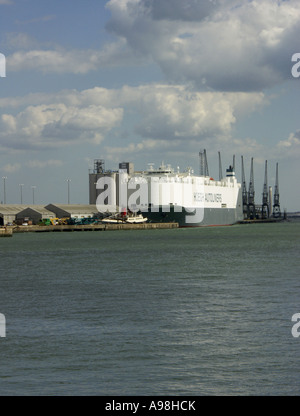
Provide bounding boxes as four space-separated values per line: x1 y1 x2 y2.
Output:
101 209 147 224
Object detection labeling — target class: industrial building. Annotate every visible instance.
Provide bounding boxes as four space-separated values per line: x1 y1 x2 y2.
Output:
89 159 134 207
16 206 56 225
0 204 104 225
0 205 26 226
45 204 100 219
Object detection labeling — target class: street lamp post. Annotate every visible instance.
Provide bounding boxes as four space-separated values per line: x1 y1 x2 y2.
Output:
66 179 71 204
31 186 36 205
19 184 24 204
2 176 7 204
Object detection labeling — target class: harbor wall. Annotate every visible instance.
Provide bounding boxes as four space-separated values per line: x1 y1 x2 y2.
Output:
11 222 179 233
0 227 13 237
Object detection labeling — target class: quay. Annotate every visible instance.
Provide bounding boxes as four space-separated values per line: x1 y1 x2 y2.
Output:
12 222 179 233
238 218 285 224
0 227 13 237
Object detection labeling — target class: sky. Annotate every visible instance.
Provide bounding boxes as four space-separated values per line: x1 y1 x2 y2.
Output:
0 0 299 211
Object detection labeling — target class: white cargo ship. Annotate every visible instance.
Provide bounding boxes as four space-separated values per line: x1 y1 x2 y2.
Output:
128 162 243 227
92 154 243 227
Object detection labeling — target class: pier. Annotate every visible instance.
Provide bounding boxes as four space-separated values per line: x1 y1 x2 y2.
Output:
11 222 179 234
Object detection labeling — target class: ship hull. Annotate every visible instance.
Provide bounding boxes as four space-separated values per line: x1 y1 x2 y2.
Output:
146 206 241 227
146 189 243 227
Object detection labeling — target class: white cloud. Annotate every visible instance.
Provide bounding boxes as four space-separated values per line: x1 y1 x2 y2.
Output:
114 85 266 142
277 130 300 158
4 32 41 50
6 0 299 90
8 49 101 74
105 138 175 161
143 0 228 22
0 101 123 150
232 129 300 164
6 37 148 74
106 0 300 91
26 159 63 169
0 84 266 152
15 14 55 25
2 163 21 173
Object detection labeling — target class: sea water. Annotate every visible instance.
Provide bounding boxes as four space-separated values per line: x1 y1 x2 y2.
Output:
0 221 299 395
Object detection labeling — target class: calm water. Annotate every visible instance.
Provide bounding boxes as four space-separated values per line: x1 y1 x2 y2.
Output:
0 221 299 396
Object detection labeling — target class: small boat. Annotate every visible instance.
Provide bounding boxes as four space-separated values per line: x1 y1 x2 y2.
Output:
125 213 148 224
101 217 125 224
101 210 147 224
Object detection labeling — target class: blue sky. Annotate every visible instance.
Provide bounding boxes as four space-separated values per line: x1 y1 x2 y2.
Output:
0 0 299 211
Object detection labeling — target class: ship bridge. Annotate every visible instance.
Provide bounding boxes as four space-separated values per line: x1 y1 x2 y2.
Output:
146 162 174 175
